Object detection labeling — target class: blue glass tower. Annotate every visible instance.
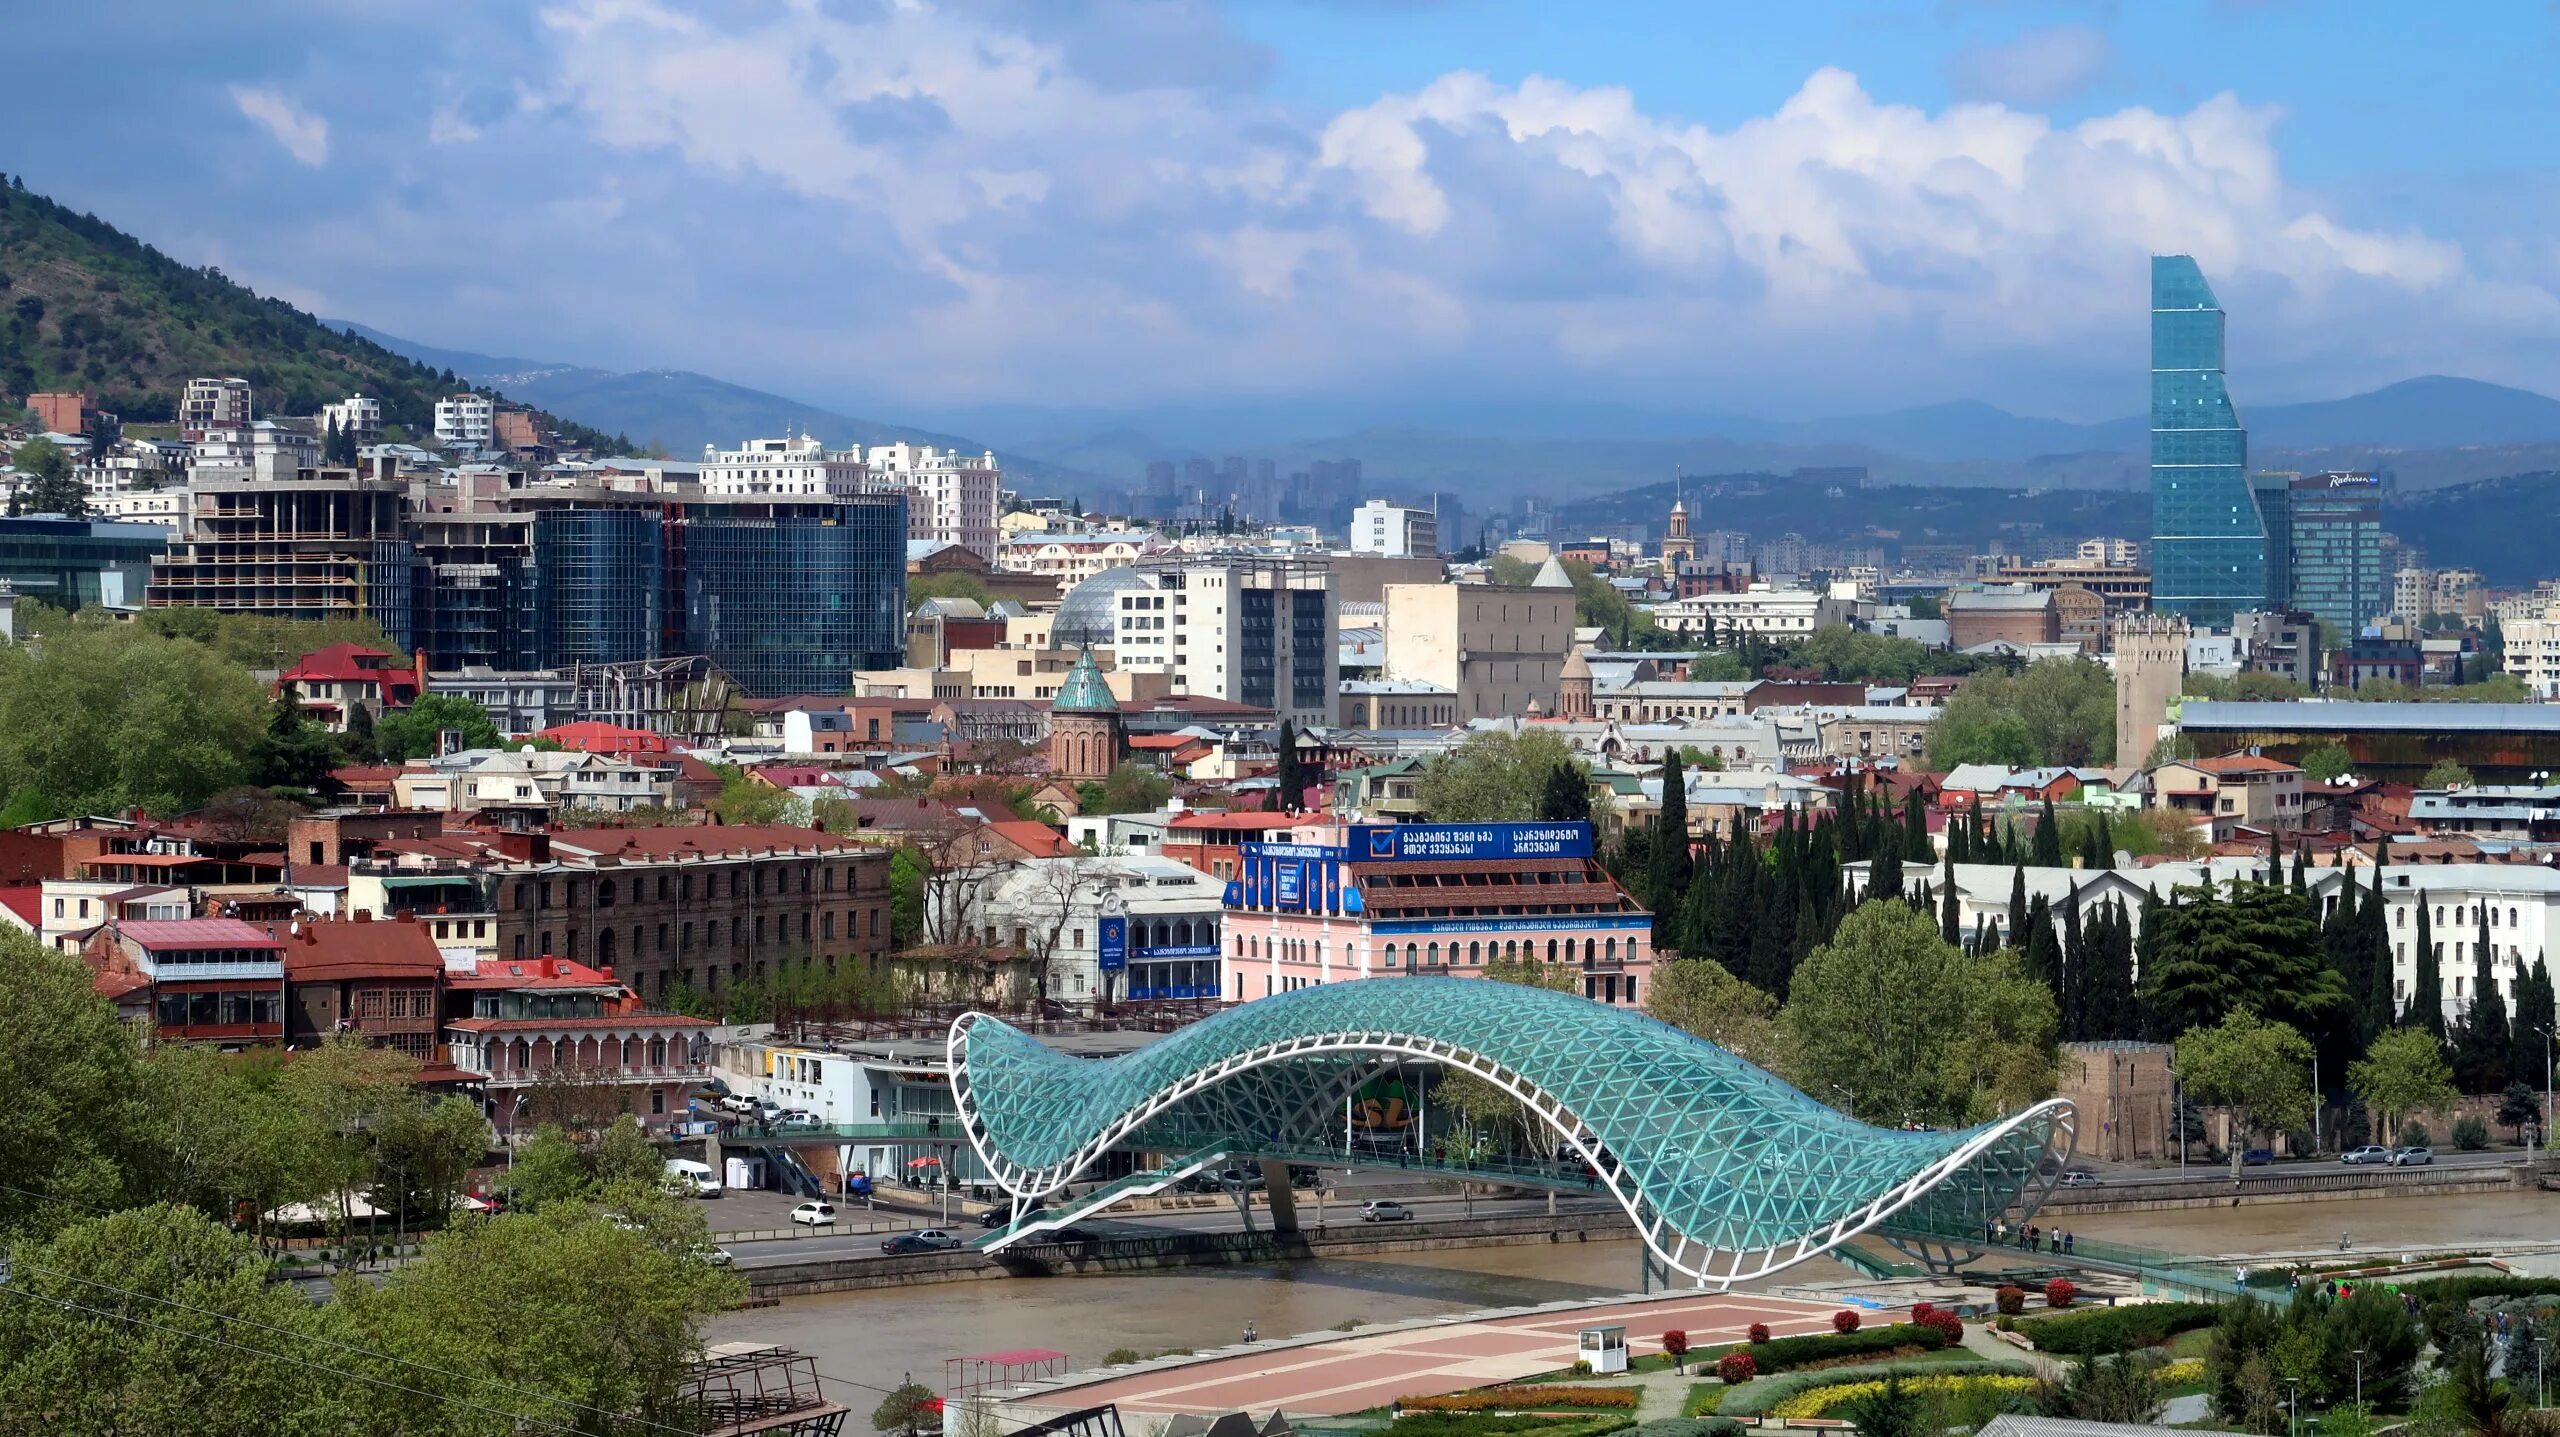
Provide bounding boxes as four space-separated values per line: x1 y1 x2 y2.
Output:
681 495 907 696
2150 255 2266 625
534 508 664 668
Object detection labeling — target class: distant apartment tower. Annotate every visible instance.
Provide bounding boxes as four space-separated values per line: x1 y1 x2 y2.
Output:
699 435 867 498
2078 537 2140 567
2112 613 2188 765
2278 472 2384 633
180 377 253 432
1110 555 1337 727
1144 460 1176 493
865 443 1001 562
433 393 496 450
318 393 383 445
2392 566 2430 621
1349 499 1439 558
2150 256 2267 625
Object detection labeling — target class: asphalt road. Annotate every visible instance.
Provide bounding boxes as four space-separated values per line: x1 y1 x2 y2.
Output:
719 1191 1620 1269
2067 1148 2519 1187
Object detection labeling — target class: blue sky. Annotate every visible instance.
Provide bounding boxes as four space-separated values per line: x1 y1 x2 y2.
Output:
15 1 2560 427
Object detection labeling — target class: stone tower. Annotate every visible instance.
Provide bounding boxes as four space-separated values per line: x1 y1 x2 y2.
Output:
1557 648 1595 720
1662 496 1696 565
2112 614 2189 765
1048 649 1125 782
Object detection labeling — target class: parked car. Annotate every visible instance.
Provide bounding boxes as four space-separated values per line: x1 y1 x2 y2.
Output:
2388 1146 2435 1166
789 1201 838 1227
881 1229 964 1254
1362 1200 1412 1223
2057 1171 2102 1187
718 1094 759 1114
2341 1145 2391 1165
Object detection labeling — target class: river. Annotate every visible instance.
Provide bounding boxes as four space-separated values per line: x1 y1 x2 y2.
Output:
710 1187 2556 1397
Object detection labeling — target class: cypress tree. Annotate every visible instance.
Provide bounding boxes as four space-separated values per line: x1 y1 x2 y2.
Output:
2411 899 2446 1039
1648 751 1691 908
1716 827 1758 967
2133 890 2166 1039
1901 792 1929 862
2290 845 2308 894
2364 875 2399 1036
1939 848 1960 946
2007 864 2029 950
2091 812 2114 871
2098 898 2141 1039
2512 953 2555 1095
2456 914 2512 1093
1948 811 1971 865
2032 796 2063 867
2060 890 2087 1038
2325 867 2366 1039
2023 895 2064 1012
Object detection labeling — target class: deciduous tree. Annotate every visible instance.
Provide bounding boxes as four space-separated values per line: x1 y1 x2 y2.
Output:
2349 1027 2458 1147
2176 1010 2315 1179
1644 958 1781 1068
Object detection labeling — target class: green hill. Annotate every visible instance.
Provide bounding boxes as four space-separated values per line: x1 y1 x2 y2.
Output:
0 176 623 450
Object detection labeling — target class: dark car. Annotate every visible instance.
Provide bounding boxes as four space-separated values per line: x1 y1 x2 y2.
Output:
2241 1147 2275 1166
1038 1226 1102 1246
980 1202 1047 1229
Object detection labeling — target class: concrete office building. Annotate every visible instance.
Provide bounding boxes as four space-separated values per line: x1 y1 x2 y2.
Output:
1380 570 1573 721
1104 555 1337 728
1350 499 1439 558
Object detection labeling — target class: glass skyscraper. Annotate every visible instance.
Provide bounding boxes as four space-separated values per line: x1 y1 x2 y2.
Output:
2280 472 2384 634
681 494 907 696
534 507 665 668
2150 255 2267 625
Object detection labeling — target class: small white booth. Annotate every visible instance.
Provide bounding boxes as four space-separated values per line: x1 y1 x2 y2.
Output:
1577 1324 1628 1375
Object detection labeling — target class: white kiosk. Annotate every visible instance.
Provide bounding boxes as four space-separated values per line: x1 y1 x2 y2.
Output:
1576 1324 1629 1375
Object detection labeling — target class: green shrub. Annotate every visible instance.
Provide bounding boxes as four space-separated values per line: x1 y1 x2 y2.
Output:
1712 1360 2033 1417
2451 1116 2489 1151
1620 1421 1742 1437
1734 1321 1950 1374
2399 1120 2431 1148
2016 1302 2218 1356
1385 1415 1633 1437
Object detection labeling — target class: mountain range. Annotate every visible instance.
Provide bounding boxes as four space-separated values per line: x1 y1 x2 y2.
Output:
338 311 2560 500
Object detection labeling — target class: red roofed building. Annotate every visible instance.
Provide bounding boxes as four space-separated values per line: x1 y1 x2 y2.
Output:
280 644 423 731
278 914 446 1057
534 722 674 758
2153 751 2306 838
83 918 289 1046
1160 810 1305 883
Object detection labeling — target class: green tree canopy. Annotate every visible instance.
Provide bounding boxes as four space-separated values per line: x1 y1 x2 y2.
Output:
373 692 505 763
2174 1009 2314 1177
2298 743 2353 784
1926 657 2116 768
1415 727 1587 823
907 571 990 611
2141 882 2350 1045
1643 958 1781 1069
0 929 151 1235
2348 1027 2458 1143
5 435 85 516
1779 899 2059 1126
0 615 268 819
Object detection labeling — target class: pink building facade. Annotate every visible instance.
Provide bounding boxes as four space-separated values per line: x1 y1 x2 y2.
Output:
1218 821 1655 1008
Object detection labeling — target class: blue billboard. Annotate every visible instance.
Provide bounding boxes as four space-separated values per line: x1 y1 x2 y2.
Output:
1351 823 1593 862
1097 915 1127 972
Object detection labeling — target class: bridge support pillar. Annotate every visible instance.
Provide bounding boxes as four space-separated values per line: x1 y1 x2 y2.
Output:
1260 1160 1299 1234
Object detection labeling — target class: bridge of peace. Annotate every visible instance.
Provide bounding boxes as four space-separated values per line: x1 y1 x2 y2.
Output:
950 978 2079 1290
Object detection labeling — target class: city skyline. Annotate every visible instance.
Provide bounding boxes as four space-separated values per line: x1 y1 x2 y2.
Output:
12 1 2560 429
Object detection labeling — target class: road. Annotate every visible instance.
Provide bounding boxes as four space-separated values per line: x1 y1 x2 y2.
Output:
718 1190 1620 1269
2066 1148 2518 1188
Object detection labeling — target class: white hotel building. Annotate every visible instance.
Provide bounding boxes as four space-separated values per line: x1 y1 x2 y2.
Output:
698 435 869 497
865 442 1001 563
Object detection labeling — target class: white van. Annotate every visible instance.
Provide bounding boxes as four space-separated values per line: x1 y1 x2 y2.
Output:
663 1158 721 1198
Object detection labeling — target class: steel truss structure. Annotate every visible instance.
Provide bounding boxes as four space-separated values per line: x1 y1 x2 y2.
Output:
949 979 2073 1288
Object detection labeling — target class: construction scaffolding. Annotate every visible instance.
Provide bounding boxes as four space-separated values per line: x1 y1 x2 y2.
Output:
681 1343 850 1436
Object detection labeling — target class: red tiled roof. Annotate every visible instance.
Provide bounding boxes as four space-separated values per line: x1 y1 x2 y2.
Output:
2189 753 2301 775
544 824 871 861
447 1013 713 1032
281 643 406 683
289 864 352 889
114 918 285 950
447 955 621 991
0 885 39 929
536 722 672 756
274 916 443 982
986 820 1079 857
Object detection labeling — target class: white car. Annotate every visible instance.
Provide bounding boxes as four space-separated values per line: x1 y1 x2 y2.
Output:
718 1094 759 1114
790 1201 839 1227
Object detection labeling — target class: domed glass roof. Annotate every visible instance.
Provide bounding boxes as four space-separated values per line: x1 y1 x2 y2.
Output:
1049 564 1153 650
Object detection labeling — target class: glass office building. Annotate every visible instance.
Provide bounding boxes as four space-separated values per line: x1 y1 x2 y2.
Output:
2281 472 2384 634
0 516 167 612
2151 255 2267 625
680 495 906 696
534 508 664 668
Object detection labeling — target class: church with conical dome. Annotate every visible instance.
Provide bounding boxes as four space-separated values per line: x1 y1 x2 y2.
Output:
1047 649 1126 781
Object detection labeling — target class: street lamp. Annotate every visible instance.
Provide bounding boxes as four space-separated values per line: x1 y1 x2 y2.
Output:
2283 1377 2303 1437
2352 1347 2366 1409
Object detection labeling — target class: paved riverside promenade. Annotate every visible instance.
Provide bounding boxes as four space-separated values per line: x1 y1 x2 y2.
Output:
1016 1289 1900 1417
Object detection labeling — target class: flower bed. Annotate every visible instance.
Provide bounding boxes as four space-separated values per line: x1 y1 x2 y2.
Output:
1708 1322 1952 1376
2154 1358 2206 1387
1399 1388 1642 1413
1767 1374 2036 1420
1705 1358 2032 1417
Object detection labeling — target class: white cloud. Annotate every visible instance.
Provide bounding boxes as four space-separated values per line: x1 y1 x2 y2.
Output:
1948 24 2117 108
229 85 329 166
427 105 482 146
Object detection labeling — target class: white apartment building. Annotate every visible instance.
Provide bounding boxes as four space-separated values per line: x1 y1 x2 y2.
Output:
180 377 253 431
948 855 1227 1005
698 435 867 498
1000 534 1151 583
2314 865 2560 1029
1110 556 1337 728
1350 499 1439 558
90 489 188 530
1646 583 1856 638
2502 605 2560 698
184 420 321 484
866 443 1001 561
433 393 497 450
318 393 383 444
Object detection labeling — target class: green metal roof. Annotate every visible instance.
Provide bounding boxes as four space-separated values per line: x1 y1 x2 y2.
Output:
1051 649 1119 715
950 979 2072 1287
